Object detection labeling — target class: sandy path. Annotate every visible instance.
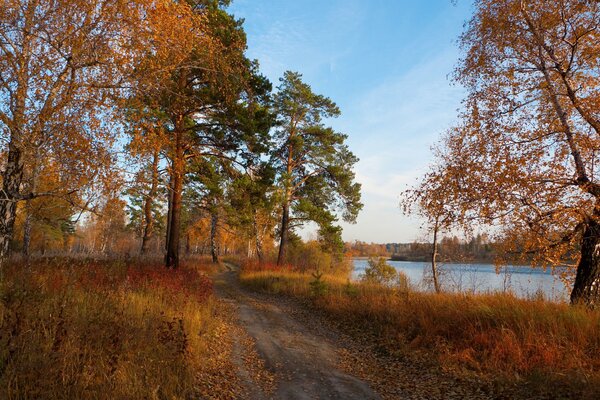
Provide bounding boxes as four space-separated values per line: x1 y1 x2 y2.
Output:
214 265 380 400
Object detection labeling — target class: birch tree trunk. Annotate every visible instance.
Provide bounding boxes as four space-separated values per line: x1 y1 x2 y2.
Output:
0 142 25 264
431 218 441 294
571 205 600 307
141 150 159 255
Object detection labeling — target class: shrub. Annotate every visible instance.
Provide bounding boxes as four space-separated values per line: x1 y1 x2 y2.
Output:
343 280 359 298
362 257 408 288
286 240 352 277
309 271 329 297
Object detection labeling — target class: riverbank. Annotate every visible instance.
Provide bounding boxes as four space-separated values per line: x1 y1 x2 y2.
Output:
240 267 600 399
353 258 570 302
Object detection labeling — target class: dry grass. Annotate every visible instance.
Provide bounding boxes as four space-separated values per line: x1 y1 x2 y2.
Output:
240 267 600 388
0 257 218 400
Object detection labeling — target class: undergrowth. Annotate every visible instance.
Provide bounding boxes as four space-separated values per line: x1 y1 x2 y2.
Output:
240 264 600 396
0 257 216 399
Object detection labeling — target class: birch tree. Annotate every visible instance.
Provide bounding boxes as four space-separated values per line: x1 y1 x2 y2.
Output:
434 0 600 306
0 0 199 264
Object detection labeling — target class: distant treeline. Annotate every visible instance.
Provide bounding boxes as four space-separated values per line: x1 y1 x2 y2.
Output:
345 234 495 263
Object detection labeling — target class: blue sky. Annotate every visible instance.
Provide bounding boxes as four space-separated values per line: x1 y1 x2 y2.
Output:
228 0 473 243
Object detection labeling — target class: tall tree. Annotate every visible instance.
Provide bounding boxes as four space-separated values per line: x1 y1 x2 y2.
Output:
272 72 362 265
140 149 162 254
126 149 165 255
186 157 229 263
228 163 277 262
134 0 271 268
126 114 167 256
0 0 199 264
431 0 600 306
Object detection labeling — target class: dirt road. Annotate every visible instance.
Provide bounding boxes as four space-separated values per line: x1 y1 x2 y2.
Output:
212 265 578 400
214 265 380 400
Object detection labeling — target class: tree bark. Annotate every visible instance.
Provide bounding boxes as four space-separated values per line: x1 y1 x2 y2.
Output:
165 128 184 269
210 211 219 264
570 206 600 308
0 142 24 264
277 202 290 265
253 212 264 263
1 11 31 266
22 204 33 257
431 219 441 294
141 150 159 255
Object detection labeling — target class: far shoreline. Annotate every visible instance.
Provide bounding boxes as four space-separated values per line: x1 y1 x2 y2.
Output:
351 257 567 269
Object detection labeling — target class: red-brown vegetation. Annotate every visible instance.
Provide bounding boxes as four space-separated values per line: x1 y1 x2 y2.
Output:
240 268 600 395
0 258 216 399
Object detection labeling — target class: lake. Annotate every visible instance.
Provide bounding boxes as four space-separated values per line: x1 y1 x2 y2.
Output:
352 259 572 302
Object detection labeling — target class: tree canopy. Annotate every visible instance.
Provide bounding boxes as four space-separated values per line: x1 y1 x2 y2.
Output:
0 1 363 275
408 0 600 307
271 71 362 265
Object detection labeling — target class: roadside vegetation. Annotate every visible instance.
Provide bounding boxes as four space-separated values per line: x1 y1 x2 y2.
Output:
240 259 600 396
1 0 600 397
0 258 230 399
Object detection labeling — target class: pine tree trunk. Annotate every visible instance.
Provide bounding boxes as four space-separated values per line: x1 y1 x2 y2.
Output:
141 150 159 255
570 208 600 308
277 202 290 266
165 129 184 269
253 212 264 263
278 138 294 266
0 143 24 265
210 211 219 264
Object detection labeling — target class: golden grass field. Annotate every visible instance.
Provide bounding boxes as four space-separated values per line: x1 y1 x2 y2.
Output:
240 265 600 388
0 258 219 399
2 257 599 398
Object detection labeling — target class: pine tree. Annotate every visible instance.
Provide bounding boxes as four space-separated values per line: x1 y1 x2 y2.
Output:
271 72 362 265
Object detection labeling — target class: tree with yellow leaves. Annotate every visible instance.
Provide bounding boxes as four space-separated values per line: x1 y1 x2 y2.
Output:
0 0 205 265
421 0 600 306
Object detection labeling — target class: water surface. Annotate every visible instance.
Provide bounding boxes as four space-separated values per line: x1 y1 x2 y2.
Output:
352 259 572 302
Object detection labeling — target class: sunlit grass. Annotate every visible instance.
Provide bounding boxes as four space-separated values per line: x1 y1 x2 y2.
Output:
0 258 216 399
240 266 600 384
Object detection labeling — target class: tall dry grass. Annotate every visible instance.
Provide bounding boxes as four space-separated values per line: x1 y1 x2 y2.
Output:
0 258 216 399
240 267 600 387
